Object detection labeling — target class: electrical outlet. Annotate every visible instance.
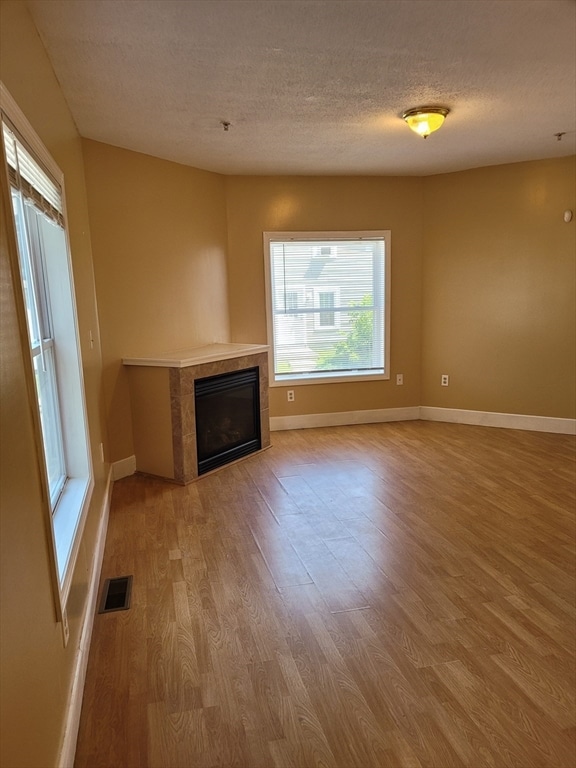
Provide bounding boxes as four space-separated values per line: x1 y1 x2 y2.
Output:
441 374 449 386
62 610 69 647
396 374 404 385
287 390 295 402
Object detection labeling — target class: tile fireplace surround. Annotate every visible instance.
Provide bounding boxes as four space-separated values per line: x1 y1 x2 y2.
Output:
124 343 270 483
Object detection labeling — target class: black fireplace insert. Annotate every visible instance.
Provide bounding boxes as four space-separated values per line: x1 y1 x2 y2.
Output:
195 367 261 475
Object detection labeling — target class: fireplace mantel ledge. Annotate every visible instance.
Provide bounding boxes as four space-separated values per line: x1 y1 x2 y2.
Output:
122 343 269 369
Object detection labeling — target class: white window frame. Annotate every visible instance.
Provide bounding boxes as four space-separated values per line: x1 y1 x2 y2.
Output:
1 83 93 620
264 230 391 386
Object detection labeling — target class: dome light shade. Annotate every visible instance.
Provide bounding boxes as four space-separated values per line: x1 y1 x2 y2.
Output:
402 107 450 138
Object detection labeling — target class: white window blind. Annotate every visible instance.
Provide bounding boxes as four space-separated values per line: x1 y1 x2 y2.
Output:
265 233 389 382
3 122 64 225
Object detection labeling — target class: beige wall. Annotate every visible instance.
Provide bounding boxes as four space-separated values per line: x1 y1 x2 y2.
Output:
422 157 576 418
127 366 174 479
0 2 108 767
225 176 424 417
82 140 230 462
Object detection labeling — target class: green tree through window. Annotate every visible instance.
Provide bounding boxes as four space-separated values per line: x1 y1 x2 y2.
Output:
317 295 373 370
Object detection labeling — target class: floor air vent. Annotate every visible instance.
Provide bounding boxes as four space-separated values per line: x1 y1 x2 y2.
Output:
98 576 133 613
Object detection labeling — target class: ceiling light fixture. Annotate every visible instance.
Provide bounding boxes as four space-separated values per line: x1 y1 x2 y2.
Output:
402 107 450 139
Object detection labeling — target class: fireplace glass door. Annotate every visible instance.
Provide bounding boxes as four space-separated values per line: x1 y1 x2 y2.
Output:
195 367 261 475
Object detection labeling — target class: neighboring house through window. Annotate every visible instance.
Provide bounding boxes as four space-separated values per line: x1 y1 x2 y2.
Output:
264 231 391 384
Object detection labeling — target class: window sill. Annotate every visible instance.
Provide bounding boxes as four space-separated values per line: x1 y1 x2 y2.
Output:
53 475 93 602
272 370 388 386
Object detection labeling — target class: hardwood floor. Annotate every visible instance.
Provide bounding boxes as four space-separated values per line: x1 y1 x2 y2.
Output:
75 421 576 768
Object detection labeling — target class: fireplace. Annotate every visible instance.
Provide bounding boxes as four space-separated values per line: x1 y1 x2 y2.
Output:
124 343 269 483
195 367 261 475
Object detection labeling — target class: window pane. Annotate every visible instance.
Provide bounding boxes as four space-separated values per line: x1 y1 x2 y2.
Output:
11 190 41 347
33 348 66 507
269 238 385 378
24 204 52 340
11 179 66 510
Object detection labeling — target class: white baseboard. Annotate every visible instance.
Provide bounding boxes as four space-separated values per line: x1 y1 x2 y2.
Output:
270 406 420 431
269 405 575 435
419 406 576 435
112 454 136 480
57 467 112 768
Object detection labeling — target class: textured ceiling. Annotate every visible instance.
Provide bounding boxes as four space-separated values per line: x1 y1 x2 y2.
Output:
27 0 576 176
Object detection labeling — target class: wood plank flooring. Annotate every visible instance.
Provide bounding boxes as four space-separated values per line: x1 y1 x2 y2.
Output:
75 421 576 768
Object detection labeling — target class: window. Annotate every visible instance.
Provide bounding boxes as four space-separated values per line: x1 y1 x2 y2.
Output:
313 244 336 258
264 231 391 384
314 288 339 329
2 88 93 609
285 291 298 311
